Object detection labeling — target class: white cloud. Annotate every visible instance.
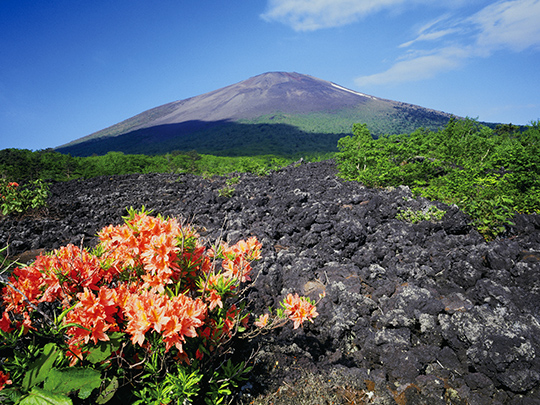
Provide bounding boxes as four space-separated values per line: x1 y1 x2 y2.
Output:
261 0 411 31
260 0 474 31
263 0 540 85
470 0 540 52
399 28 458 48
355 0 540 86
355 47 469 86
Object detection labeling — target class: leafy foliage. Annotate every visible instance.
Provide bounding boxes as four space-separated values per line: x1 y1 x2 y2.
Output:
0 179 49 217
396 205 446 224
336 118 540 239
0 148 301 183
0 209 320 404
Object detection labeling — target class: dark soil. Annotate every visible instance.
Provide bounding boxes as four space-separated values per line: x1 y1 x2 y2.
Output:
2 160 540 404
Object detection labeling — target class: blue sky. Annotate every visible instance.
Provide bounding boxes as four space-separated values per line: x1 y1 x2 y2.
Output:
1 0 539 150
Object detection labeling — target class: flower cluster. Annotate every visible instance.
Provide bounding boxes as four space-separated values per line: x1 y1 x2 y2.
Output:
0 371 12 391
282 293 319 329
1 209 318 365
254 293 321 330
0 182 19 201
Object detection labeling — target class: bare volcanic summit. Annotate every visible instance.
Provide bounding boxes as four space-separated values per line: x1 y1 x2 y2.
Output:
56 72 455 157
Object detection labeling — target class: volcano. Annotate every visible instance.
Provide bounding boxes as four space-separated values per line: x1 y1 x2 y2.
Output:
56 72 455 157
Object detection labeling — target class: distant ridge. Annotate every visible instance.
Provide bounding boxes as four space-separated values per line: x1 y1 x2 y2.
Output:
57 72 456 157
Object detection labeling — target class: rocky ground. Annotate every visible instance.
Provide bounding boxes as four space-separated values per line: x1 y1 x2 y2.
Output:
2 160 540 404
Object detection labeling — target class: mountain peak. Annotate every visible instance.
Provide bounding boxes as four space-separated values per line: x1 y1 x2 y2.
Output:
165 71 373 123
240 71 323 87
57 72 455 157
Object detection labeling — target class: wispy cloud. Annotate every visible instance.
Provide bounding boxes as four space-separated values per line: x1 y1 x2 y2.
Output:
470 0 540 52
399 15 459 48
356 47 468 86
399 29 458 48
263 0 540 86
261 0 474 31
261 0 411 31
355 0 540 86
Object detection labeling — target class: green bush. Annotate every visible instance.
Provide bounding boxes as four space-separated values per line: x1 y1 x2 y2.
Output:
336 118 540 239
0 148 303 182
396 205 446 224
0 179 49 217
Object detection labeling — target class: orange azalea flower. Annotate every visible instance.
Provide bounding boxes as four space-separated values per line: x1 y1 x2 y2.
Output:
2 265 44 313
64 286 121 348
206 289 223 311
282 293 300 313
221 305 240 336
0 371 12 391
123 293 153 346
123 290 206 352
201 274 228 308
146 296 171 334
222 256 252 283
254 313 269 328
96 287 120 323
0 311 12 333
1 210 266 379
219 237 262 260
169 295 206 339
231 237 262 261
98 212 203 290
282 293 319 329
65 343 87 367
141 234 179 273
20 312 36 335
89 319 111 344
215 238 261 283
162 297 206 352
246 236 262 260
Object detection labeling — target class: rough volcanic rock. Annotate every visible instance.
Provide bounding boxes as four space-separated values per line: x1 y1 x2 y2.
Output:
1 160 540 404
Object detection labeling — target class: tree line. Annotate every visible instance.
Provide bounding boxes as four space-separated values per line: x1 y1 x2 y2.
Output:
0 149 301 183
336 118 540 239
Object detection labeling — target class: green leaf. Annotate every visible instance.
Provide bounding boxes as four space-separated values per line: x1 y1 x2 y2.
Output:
86 344 112 365
18 387 72 405
22 343 61 391
86 333 124 364
42 368 101 400
54 303 78 327
95 376 118 404
1 386 23 403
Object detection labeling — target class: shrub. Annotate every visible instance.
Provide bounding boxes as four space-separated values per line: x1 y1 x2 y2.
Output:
0 208 320 404
336 118 540 239
0 179 49 217
396 205 446 224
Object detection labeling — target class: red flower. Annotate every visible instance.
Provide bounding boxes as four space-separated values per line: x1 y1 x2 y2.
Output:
0 371 12 391
0 311 12 333
282 293 319 329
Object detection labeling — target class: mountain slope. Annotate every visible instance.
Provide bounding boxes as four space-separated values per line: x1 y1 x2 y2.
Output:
56 72 455 157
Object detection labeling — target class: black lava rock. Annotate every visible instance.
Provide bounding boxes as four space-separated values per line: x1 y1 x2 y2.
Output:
2 160 540 404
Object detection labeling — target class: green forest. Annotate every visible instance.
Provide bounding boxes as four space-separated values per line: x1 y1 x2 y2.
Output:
0 149 305 183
